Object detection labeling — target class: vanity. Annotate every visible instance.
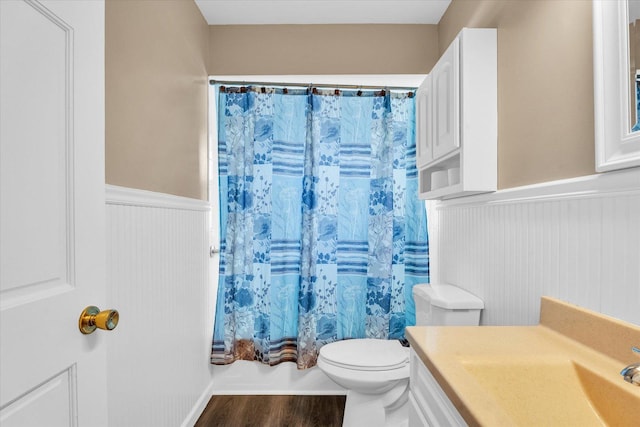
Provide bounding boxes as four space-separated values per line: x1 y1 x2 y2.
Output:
406 297 640 426
405 1 640 424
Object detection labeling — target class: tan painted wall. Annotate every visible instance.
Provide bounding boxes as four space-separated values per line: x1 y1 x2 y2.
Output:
208 24 439 74
106 0 209 200
439 0 595 189
106 1 595 195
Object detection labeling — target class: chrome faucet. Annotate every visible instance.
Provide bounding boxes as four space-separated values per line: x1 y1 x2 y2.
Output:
621 346 640 386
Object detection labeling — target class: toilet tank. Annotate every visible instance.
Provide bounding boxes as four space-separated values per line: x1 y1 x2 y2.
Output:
413 284 484 326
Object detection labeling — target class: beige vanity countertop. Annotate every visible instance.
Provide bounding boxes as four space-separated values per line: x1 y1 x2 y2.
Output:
405 297 640 427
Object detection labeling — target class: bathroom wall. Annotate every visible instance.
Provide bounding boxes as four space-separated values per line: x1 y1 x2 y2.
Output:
429 167 640 328
106 0 209 200
102 0 638 406
104 2 219 424
433 0 640 333
208 24 439 75
208 1 596 191
104 0 597 196
106 186 214 427
439 0 595 189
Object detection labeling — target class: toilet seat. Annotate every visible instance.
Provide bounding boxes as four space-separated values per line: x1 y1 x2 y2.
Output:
319 339 409 371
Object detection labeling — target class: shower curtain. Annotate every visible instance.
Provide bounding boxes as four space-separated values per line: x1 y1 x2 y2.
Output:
211 85 429 369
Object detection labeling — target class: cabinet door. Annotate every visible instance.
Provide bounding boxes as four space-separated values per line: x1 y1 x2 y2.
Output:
409 393 432 427
410 349 468 426
415 75 433 167
432 37 460 160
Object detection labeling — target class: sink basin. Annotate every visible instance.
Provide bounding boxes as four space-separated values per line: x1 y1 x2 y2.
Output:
406 298 640 426
574 362 640 426
461 358 640 426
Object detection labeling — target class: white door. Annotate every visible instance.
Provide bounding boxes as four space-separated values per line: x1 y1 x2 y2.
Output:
432 37 460 160
0 1 107 426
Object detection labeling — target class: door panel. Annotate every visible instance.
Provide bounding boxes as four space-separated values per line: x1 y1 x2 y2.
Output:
0 368 75 427
415 75 433 168
432 37 460 160
1 0 73 305
0 1 106 426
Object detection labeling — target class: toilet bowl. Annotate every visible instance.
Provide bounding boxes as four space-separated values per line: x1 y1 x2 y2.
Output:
317 339 410 427
317 283 484 427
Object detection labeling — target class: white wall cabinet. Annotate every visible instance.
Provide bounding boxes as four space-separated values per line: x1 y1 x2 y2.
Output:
416 28 497 200
409 349 467 427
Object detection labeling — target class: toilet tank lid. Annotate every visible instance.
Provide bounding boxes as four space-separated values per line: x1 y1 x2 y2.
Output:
413 284 484 310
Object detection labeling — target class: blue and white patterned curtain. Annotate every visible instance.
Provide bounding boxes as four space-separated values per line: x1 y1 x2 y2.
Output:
211 86 429 369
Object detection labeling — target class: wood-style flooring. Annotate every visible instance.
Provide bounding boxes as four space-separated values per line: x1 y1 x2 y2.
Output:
194 395 346 427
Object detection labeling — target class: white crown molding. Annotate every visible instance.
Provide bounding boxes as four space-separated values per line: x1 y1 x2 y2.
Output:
105 185 211 212
437 167 640 209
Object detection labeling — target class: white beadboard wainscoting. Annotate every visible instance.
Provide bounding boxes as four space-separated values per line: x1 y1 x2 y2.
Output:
105 185 341 427
428 167 640 327
105 185 215 427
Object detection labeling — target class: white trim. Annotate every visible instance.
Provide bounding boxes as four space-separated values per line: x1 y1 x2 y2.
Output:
180 379 216 427
208 390 348 396
436 167 640 209
105 185 210 212
593 0 640 172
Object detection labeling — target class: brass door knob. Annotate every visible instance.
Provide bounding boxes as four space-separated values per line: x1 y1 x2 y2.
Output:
79 306 119 334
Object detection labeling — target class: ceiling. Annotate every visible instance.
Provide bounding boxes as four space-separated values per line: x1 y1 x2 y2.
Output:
195 0 451 25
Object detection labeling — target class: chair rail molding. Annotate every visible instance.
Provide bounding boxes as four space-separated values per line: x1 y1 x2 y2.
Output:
106 184 210 211
436 167 640 209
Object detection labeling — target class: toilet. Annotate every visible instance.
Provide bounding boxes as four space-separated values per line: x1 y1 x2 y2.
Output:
317 283 484 427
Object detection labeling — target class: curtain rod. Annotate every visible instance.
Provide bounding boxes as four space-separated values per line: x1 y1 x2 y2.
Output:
208 79 417 92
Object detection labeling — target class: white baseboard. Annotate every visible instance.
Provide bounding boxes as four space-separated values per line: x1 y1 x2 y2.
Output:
180 379 217 427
